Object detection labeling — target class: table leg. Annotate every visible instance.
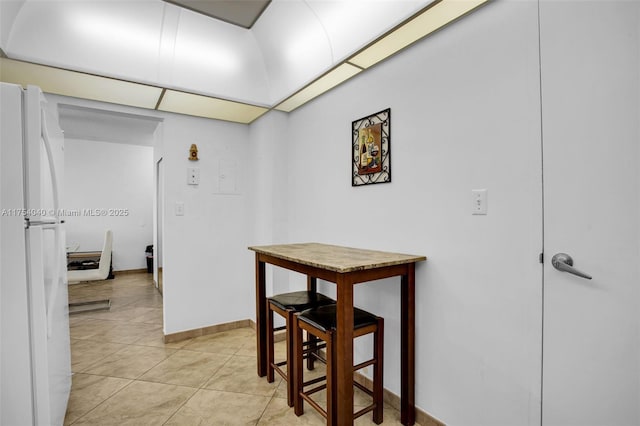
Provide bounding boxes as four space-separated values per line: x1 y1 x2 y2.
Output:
307 276 317 293
255 255 267 377
335 274 354 425
401 263 416 425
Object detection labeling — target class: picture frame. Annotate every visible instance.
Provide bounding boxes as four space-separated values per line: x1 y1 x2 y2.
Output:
352 108 391 186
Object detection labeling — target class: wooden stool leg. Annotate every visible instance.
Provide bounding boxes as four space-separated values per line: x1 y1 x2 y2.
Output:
327 330 337 425
293 315 304 416
286 310 295 407
373 317 384 424
266 301 274 383
307 334 318 370
306 276 318 371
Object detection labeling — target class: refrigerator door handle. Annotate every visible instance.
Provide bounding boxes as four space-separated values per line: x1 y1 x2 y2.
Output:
40 108 64 338
24 217 62 228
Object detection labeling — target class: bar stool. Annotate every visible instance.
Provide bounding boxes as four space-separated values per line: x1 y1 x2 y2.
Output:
293 304 384 425
266 291 335 406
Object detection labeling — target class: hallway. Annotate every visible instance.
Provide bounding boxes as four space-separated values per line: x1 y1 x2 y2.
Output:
65 273 408 425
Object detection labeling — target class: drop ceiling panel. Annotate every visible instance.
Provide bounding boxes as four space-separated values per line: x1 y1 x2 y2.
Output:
158 90 268 124
0 58 162 109
275 63 361 112
163 0 270 28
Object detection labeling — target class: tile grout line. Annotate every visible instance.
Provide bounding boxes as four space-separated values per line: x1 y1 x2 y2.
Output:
65 375 136 425
68 275 288 425
160 338 245 425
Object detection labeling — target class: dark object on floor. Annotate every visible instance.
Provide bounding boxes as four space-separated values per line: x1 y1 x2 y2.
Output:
68 299 111 314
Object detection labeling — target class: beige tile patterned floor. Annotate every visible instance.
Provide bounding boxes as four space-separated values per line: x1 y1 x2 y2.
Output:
65 273 409 425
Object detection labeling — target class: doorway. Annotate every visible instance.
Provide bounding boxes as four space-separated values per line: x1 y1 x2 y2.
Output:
539 2 639 425
155 157 164 294
59 105 160 276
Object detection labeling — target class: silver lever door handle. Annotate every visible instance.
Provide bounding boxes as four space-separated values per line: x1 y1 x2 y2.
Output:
551 253 592 280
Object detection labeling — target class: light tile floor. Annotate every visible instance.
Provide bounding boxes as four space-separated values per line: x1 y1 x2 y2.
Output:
65 273 410 425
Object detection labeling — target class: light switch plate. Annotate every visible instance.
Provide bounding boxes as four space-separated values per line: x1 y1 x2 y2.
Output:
175 201 184 216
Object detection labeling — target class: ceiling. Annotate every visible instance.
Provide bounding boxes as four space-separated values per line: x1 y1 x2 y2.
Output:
162 0 271 28
0 0 489 136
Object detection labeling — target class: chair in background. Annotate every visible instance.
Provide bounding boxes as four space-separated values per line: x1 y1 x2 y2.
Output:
67 229 112 284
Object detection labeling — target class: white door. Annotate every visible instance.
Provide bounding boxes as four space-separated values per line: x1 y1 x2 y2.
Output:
540 1 639 425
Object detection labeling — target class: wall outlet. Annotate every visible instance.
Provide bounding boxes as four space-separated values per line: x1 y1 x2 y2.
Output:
187 167 200 185
472 189 488 215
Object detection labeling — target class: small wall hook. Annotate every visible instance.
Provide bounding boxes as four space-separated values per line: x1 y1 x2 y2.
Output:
189 144 199 161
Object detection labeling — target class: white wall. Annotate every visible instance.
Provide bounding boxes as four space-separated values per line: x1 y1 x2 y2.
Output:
160 113 255 334
254 2 544 425
248 111 291 298
64 139 154 271
39 2 638 424
50 3 545 423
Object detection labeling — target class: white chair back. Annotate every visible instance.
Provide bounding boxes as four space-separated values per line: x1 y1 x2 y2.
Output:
67 229 113 284
98 230 113 277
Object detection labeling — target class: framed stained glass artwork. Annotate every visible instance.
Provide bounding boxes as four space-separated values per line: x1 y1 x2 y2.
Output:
352 108 390 186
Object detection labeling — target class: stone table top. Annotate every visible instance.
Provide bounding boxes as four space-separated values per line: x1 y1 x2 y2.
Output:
248 242 426 273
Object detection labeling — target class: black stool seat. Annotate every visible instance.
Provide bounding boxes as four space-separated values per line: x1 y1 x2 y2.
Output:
269 291 335 311
298 304 378 333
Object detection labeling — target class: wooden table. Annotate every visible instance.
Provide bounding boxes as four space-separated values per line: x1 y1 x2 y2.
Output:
249 243 426 425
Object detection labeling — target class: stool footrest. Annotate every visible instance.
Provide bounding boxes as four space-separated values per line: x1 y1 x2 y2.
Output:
302 344 327 354
354 403 376 420
300 393 328 420
354 358 376 372
302 341 327 350
302 375 326 388
354 380 373 397
303 382 327 396
306 351 326 364
272 363 287 381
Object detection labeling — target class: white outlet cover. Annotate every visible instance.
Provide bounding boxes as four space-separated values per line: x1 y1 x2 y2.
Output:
187 167 200 185
472 189 488 215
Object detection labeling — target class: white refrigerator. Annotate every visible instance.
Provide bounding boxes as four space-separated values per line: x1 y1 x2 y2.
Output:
0 83 71 426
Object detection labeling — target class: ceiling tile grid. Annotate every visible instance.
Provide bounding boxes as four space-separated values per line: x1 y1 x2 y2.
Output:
0 0 489 123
